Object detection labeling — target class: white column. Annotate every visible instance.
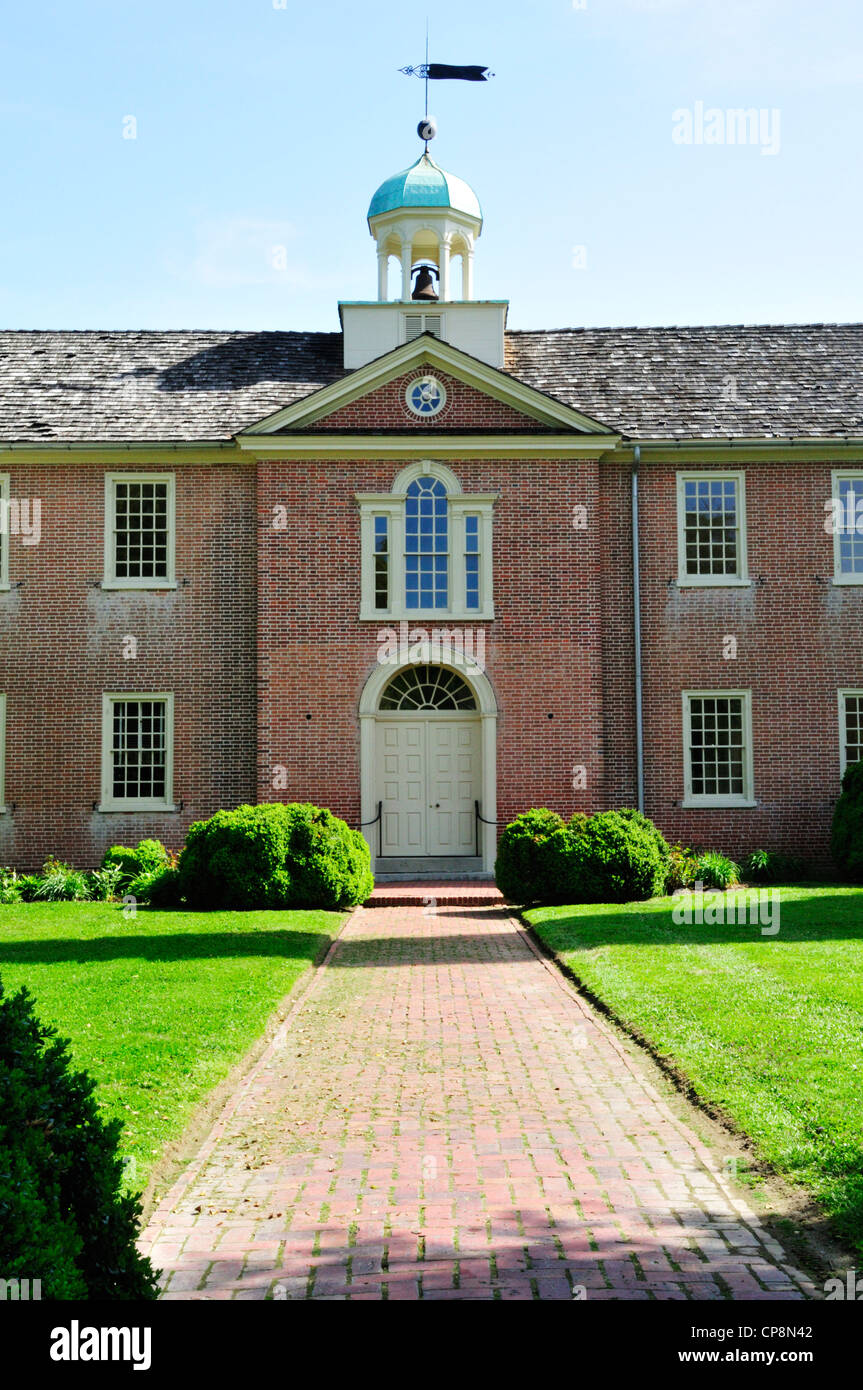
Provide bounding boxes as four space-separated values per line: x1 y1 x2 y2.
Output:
377 248 388 301
463 245 474 300
439 238 451 302
400 244 413 300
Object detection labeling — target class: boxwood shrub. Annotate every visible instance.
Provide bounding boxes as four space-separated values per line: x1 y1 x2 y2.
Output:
831 760 863 882
176 802 374 910
0 980 158 1300
496 806 669 905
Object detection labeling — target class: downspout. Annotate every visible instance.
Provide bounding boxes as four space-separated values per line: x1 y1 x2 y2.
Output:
632 446 645 812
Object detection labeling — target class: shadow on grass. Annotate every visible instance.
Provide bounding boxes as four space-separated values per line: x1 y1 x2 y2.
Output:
0 931 332 965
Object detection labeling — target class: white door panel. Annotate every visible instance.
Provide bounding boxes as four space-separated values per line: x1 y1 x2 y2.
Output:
376 718 480 857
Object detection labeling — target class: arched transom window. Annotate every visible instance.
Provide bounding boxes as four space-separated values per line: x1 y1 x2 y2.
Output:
379 664 477 711
357 463 495 621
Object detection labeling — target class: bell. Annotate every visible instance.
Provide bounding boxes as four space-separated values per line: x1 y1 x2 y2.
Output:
411 264 439 301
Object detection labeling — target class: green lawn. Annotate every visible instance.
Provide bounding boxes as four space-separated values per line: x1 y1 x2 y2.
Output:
0 901 343 1197
526 886 863 1257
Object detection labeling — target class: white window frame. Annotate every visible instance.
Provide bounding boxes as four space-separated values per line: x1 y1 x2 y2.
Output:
831 469 863 585
838 688 863 777
402 311 444 344
99 692 175 812
676 470 749 587
0 474 10 590
0 694 6 812
103 472 177 591
357 461 496 621
681 689 756 808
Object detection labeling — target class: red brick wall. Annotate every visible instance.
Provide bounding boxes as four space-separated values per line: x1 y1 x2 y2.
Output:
1 445 858 872
603 459 863 860
0 463 257 870
256 455 607 839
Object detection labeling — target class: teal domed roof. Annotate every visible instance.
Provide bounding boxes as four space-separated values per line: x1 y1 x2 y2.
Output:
367 152 482 223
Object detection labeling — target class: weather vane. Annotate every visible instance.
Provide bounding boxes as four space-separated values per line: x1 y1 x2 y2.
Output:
399 22 495 151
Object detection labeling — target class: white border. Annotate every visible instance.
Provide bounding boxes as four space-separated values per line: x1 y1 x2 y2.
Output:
681 688 756 808
838 688 863 777
98 692 175 812
359 647 497 871
676 470 750 587
102 472 177 590
831 469 863 585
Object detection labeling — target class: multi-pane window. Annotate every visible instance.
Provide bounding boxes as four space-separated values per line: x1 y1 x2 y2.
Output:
405 477 448 610
104 474 175 588
677 473 747 584
374 515 389 610
683 691 753 805
0 474 9 589
0 693 6 811
833 473 863 581
101 694 173 810
840 690 863 775
465 514 480 610
356 464 495 620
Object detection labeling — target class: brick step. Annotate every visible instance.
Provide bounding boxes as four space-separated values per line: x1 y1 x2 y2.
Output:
364 879 505 908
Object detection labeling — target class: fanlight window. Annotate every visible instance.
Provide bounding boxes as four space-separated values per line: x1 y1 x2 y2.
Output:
379 665 477 711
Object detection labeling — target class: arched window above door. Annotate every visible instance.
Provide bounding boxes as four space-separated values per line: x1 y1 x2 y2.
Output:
379 664 478 711
356 462 496 621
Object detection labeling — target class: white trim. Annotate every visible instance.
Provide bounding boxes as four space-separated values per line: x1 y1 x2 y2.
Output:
0 474 9 590
831 469 863 585
356 462 495 621
681 689 756 808
0 693 6 812
98 692 175 812
676 470 749 587
102 472 177 591
359 645 497 871
236 434 619 458
838 688 863 777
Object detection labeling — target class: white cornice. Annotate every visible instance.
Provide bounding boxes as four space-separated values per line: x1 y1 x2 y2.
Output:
235 434 620 458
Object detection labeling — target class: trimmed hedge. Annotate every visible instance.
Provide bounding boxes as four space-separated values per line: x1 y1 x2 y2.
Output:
495 807 669 905
0 980 158 1300
176 802 374 910
832 760 863 882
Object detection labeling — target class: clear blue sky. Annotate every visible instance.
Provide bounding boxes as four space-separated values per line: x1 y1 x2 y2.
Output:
2 0 861 331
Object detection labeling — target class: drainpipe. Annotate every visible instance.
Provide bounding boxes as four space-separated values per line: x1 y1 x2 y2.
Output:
632 446 645 812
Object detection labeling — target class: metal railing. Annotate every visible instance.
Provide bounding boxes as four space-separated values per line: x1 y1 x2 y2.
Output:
358 800 382 859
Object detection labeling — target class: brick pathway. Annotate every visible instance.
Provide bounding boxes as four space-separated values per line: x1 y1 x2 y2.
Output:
141 902 816 1301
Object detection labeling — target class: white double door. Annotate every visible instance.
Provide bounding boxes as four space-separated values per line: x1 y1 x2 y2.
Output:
377 716 481 857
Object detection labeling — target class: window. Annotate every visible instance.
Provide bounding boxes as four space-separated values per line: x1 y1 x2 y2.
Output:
839 689 863 776
100 694 174 811
403 313 442 342
405 477 448 609
373 515 389 610
0 474 9 590
104 473 176 589
357 463 495 620
379 665 477 711
676 472 748 586
682 690 755 807
831 471 863 583
0 694 6 812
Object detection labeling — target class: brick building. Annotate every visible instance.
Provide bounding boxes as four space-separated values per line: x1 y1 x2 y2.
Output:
1 147 861 874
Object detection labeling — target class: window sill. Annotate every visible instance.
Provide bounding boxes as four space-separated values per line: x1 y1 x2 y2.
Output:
831 575 863 586
360 609 495 623
96 802 178 814
680 797 757 810
676 577 751 589
100 581 178 592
